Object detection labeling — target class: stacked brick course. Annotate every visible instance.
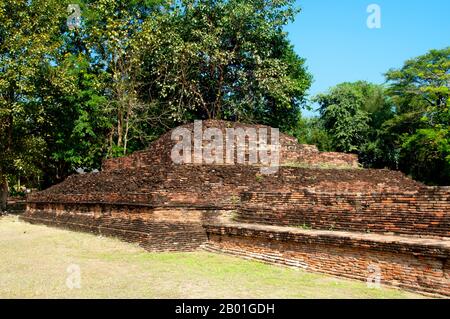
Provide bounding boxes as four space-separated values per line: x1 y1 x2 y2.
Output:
203 223 450 296
102 120 359 170
238 187 450 237
20 120 450 296
24 203 214 251
6 198 26 215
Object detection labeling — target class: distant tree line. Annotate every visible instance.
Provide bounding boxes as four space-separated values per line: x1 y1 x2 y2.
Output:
293 48 449 186
0 0 448 210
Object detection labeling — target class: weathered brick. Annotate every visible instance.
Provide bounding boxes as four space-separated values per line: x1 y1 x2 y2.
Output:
19 120 450 296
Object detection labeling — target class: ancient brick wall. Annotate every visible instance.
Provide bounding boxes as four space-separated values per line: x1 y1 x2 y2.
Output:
21 120 450 297
282 144 359 168
22 202 231 251
203 224 450 296
6 198 26 214
28 164 421 205
237 187 450 237
102 120 359 171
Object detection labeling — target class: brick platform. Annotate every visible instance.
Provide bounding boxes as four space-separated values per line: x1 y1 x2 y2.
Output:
20 120 450 296
22 202 233 251
101 120 360 170
238 188 450 237
6 198 26 215
203 222 450 296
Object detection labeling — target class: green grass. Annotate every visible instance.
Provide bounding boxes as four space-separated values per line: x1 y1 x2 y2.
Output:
0 216 425 299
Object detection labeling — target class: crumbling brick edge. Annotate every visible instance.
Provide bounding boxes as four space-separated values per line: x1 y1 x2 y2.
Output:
19 209 449 298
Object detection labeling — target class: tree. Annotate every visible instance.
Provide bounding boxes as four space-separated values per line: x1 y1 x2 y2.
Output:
1 0 312 198
400 128 450 185
288 117 333 151
385 47 449 121
314 81 393 155
85 0 163 157
0 0 66 208
135 0 312 131
383 47 450 184
36 53 112 187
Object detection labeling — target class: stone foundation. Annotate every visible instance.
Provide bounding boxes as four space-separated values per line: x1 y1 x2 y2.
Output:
6 198 26 215
203 223 450 297
22 202 230 251
102 120 359 170
238 187 450 237
21 198 450 296
20 120 450 297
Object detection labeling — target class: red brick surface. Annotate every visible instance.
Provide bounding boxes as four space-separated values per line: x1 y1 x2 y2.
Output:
238 187 450 237
102 120 359 170
203 223 450 296
20 120 449 296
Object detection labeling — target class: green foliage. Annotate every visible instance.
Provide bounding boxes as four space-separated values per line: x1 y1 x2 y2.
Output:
382 47 450 185
385 47 449 118
313 81 393 156
0 0 68 194
0 0 311 194
1 0 448 196
40 54 112 186
135 0 312 129
311 48 449 185
399 128 450 185
295 223 312 230
288 117 333 151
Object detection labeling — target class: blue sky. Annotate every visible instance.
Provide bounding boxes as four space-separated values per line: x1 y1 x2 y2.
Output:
285 0 450 116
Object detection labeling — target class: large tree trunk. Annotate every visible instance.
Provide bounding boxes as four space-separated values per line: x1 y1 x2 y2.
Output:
0 175 8 212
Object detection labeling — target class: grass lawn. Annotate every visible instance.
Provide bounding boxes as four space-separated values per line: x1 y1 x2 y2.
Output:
0 216 425 299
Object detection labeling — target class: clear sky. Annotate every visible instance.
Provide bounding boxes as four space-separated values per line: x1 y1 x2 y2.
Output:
285 0 450 116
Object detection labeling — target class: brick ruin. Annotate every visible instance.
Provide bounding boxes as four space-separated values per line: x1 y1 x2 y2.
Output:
21 120 449 297
6 198 26 215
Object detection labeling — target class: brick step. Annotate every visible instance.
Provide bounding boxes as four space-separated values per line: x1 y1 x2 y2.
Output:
203 221 450 297
203 222 450 257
